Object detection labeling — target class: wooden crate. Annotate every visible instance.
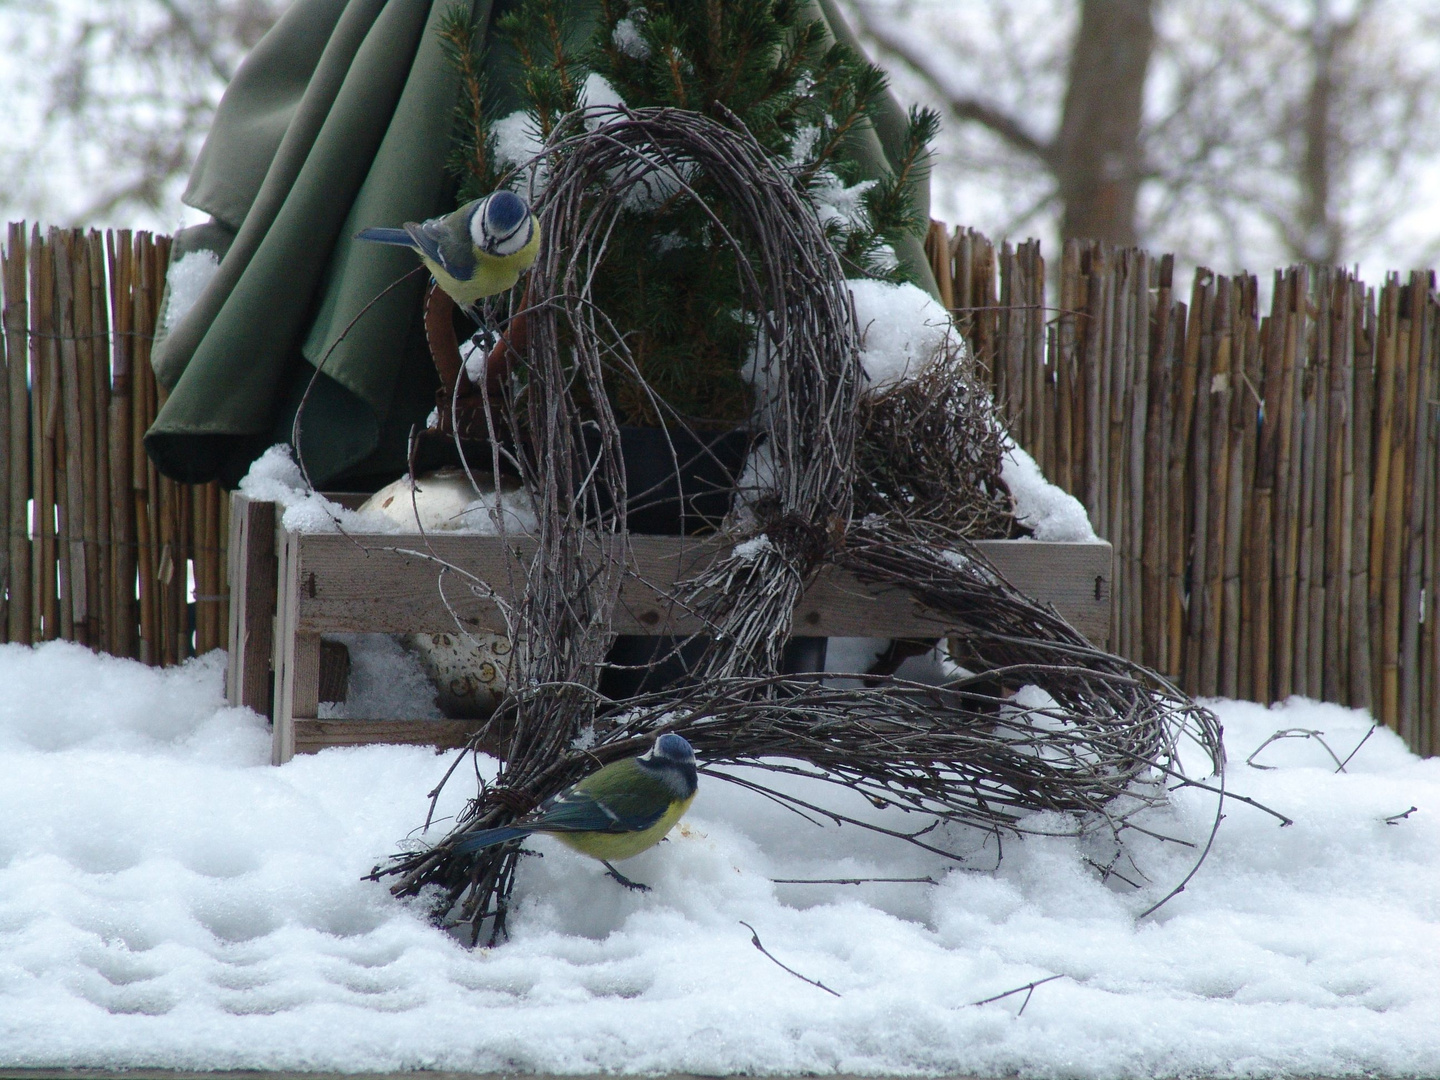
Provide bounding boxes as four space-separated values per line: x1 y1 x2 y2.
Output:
226 493 1113 764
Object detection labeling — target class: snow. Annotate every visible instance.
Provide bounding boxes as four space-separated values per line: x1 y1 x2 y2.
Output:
1002 441 1099 542
160 248 219 332
236 445 537 536
733 534 774 561
850 278 955 391
613 16 650 60
3 639 1439 1075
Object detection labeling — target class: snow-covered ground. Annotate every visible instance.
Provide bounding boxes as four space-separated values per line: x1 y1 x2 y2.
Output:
1 640 1437 1076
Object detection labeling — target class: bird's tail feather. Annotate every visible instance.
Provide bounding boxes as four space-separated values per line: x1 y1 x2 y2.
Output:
451 825 534 854
355 226 414 247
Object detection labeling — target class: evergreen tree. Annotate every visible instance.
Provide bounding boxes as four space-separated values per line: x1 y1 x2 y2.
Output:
441 0 939 427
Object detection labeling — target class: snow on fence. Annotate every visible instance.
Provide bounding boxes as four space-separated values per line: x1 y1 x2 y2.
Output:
926 221 1439 755
0 218 1435 758
0 224 229 666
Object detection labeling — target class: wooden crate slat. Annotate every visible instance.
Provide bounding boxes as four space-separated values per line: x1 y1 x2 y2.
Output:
286 530 1112 645
293 718 484 755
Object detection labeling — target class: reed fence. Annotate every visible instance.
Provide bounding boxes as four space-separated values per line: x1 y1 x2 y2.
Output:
2 218 1436 757
927 221 1440 755
0 224 229 666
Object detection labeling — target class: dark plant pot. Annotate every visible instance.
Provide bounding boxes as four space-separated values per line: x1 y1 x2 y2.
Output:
585 424 752 537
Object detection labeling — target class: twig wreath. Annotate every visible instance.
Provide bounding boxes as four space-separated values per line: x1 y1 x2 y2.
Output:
368 106 1224 944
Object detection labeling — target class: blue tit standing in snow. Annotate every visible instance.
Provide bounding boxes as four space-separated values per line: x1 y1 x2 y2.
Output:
356 190 541 318
453 733 698 891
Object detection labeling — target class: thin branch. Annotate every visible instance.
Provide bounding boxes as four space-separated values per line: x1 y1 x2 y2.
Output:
969 973 1065 1014
847 3 1054 166
739 921 842 997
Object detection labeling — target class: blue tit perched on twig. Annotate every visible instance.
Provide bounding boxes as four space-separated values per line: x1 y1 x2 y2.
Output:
453 733 698 891
356 190 541 318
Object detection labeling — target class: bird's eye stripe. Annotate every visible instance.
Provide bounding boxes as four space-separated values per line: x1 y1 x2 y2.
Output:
489 217 528 246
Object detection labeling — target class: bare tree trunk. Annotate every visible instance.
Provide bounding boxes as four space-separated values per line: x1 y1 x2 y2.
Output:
1053 0 1154 247
851 0 1156 248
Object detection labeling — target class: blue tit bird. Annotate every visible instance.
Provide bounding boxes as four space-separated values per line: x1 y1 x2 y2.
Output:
356 189 541 317
453 733 698 891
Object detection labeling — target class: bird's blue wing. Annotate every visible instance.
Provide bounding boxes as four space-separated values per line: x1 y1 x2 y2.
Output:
408 218 477 282
529 784 669 835
355 226 416 248
451 824 533 853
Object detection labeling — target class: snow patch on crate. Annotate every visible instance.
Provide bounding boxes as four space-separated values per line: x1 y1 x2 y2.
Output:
1002 440 1098 542
236 445 393 534
237 447 537 536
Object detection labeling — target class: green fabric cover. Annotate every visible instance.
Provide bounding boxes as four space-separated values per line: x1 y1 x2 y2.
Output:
146 0 936 488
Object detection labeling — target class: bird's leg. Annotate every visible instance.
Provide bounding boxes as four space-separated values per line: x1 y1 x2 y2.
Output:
466 321 497 353
602 860 652 892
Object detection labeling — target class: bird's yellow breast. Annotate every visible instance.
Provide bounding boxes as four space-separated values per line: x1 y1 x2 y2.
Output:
422 220 541 305
551 792 696 862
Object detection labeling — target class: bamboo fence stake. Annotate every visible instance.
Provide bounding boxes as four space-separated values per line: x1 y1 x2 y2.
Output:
1223 276 1256 699
1424 293 1440 754
1251 314 1275 702
1126 252 1149 662
218 484 230 649
209 481 225 651
1380 281 1410 732
1056 240 1079 493
1310 273 1333 698
132 234 157 664
1416 289 1440 754
1275 269 1305 701
1400 274 1429 742
1186 271 1215 692
955 229 973 339
153 236 185 664
1349 283 1375 712
1322 274 1353 703
998 240 1017 432
1085 248 1107 538
28 226 44 641
1294 266 1321 698
1103 248 1123 556
1105 253 1128 659
56 231 85 644
1029 242 1048 474
1102 250 1124 648
2 223 27 644
87 230 111 649
1142 255 1173 673
74 231 102 648
107 230 136 658
927 220 955 312
1295 270 1323 699
37 231 60 642
1199 276 1233 697
1368 279 1398 724
1167 295 1196 684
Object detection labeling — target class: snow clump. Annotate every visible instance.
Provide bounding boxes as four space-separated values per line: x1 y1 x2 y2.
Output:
161 249 219 332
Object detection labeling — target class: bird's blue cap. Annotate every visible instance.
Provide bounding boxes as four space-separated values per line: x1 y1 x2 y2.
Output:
653 732 694 762
485 190 529 235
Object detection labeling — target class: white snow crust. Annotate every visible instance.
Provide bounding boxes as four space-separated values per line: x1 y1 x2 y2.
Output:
2 640 1439 1075
1002 441 1099 542
850 278 954 391
236 446 537 536
161 249 219 332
